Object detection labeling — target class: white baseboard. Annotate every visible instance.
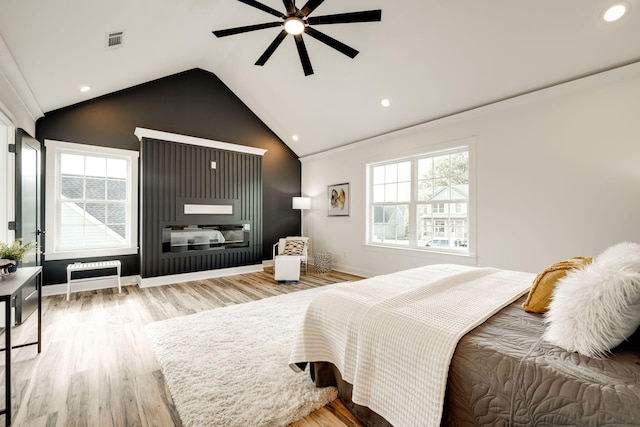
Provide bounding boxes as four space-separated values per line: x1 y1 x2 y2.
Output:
138 264 264 288
42 263 366 298
44 264 266 296
43 275 140 297
331 263 374 279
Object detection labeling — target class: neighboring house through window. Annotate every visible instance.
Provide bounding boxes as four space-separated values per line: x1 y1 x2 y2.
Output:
45 140 138 260
367 141 472 253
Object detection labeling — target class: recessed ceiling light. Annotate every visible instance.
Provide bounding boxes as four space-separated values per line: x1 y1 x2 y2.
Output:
602 2 630 22
80 86 92 93
380 99 391 108
292 134 299 141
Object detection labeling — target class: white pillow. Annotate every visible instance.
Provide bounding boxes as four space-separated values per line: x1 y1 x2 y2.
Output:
543 242 640 358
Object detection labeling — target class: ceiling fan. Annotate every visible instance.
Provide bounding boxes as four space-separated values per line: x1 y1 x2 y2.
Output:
212 0 382 76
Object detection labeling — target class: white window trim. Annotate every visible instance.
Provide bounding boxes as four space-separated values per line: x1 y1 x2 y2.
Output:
365 137 476 258
44 139 139 260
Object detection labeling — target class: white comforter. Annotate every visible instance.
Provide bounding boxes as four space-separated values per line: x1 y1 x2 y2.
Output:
289 264 533 427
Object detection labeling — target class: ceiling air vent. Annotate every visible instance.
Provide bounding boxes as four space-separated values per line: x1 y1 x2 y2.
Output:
106 31 124 50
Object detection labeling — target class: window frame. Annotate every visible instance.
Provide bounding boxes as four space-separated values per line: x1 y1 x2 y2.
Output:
44 139 139 260
366 140 475 256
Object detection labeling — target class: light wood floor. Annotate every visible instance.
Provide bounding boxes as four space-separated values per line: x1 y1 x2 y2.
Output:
0 268 364 427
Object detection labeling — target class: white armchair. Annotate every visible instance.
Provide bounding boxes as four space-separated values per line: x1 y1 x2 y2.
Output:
272 236 309 282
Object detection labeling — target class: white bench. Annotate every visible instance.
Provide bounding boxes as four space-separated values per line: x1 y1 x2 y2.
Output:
66 260 122 301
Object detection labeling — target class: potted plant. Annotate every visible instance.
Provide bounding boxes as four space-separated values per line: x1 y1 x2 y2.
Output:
0 239 37 273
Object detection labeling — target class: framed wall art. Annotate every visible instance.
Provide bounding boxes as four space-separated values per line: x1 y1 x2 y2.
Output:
328 183 350 216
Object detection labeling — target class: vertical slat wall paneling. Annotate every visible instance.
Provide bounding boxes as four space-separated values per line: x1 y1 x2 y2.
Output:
140 138 263 278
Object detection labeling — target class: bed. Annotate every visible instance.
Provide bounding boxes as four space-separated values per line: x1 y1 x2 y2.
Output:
289 261 640 427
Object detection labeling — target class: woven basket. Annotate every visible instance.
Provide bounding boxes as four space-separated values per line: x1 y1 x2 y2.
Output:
314 252 332 274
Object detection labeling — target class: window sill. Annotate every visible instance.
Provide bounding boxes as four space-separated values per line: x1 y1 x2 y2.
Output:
44 247 138 261
364 243 477 264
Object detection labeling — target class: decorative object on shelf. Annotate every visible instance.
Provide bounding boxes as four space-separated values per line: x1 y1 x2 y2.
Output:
0 239 37 274
0 259 18 277
328 182 349 216
314 252 332 274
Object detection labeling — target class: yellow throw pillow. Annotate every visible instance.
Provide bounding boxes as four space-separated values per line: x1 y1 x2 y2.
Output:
522 256 592 313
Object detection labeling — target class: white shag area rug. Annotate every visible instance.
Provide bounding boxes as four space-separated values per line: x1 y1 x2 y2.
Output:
144 285 339 427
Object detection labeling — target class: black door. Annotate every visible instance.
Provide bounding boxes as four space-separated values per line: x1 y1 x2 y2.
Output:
14 129 42 324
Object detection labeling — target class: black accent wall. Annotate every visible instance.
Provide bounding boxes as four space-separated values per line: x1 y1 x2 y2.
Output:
36 68 302 285
140 137 263 277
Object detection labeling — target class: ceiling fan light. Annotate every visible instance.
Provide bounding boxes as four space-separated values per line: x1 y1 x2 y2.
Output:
284 17 305 35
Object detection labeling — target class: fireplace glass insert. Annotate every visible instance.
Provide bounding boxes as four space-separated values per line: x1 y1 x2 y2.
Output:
162 224 249 253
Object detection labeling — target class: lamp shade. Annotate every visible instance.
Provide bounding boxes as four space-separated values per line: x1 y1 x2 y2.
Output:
292 196 311 210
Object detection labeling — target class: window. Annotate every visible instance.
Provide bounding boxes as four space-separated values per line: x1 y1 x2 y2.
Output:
367 144 471 253
45 140 138 260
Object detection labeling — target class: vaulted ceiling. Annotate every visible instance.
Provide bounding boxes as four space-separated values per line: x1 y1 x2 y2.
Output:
1 0 639 157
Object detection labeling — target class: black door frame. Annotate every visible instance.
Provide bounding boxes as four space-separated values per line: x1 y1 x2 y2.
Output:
14 128 44 261
13 128 44 325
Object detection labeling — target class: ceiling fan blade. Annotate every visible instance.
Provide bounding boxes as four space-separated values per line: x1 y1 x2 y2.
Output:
213 21 282 37
282 0 296 15
294 34 314 76
238 0 287 19
299 0 325 17
255 30 288 66
306 9 382 25
304 27 358 58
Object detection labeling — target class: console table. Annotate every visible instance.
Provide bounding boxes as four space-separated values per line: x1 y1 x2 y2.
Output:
0 266 42 426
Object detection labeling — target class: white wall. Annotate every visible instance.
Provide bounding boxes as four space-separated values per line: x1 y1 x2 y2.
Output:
301 63 640 277
1 35 40 245
0 116 15 245
0 37 39 137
